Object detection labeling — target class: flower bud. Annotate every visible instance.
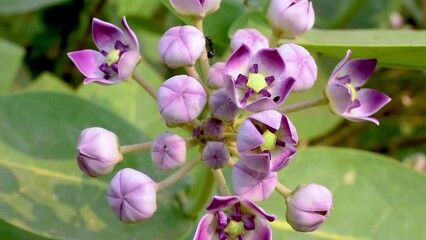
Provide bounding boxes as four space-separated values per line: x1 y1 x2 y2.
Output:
209 88 241 121
151 132 186 170
230 29 268 54
232 161 277 202
278 43 317 91
158 75 207 125
207 62 225 89
170 0 222 19
77 127 123 177
158 25 205 68
267 0 315 39
203 118 224 139
286 183 333 232
107 168 157 222
202 141 229 169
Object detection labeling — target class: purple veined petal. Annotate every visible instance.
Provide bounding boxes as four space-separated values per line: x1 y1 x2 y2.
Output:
237 120 264 152
122 16 139 51
248 110 282 131
252 48 285 78
118 50 141 81
230 28 269 54
269 77 295 106
224 44 252 80
92 18 127 52
232 161 277 202
269 145 296 171
193 214 216 240
278 114 298 145
240 152 271 173
68 50 105 78
244 98 278 112
206 195 240 212
325 82 352 114
330 50 352 78
240 199 276 222
244 218 273 240
290 184 333 212
344 88 391 121
339 58 377 87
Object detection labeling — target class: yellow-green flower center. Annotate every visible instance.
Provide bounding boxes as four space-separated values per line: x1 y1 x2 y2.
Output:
260 129 277 151
346 83 358 102
225 220 245 237
106 49 121 66
246 73 267 93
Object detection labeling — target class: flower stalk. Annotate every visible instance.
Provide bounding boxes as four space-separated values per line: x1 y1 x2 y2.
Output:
132 71 157 99
120 141 152 154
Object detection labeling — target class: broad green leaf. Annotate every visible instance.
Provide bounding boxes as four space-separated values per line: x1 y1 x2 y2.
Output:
0 92 193 239
0 220 48 240
0 39 25 93
260 147 426 239
113 0 160 18
77 62 168 138
25 71 73 93
0 0 70 14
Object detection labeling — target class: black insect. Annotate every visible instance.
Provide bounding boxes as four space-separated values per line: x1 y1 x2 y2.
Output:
205 35 215 59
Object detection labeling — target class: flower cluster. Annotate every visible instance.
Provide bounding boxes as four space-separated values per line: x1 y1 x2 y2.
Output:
70 0 390 238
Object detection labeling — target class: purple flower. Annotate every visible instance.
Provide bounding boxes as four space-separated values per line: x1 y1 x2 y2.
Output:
223 44 295 112
158 25 206 68
232 161 277 202
202 141 230 169
230 28 269 54
278 43 317 91
237 110 298 173
325 50 391 125
107 168 157 222
158 75 207 126
209 88 241 122
151 132 186 170
170 0 222 19
267 0 315 39
68 17 141 85
77 127 123 177
193 195 275 240
286 183 332 232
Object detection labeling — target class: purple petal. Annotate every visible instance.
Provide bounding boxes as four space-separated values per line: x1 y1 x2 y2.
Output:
269 145 296 171
248 110 282 131
339 58 377 87
252 48 285 78
121 16 139 51
240 152 271 173
330 50 351 78
244 98 278 112
83 77 119 85
343 88 391 124
206 195 240 212
278 114 298 145
193 214 216 240
118 50 141 81
68 50 105 78
170 0 203 16
237 120 264 152
244 219 273 240
325 82 352 114
224 44 252 80
240 200 276 222
232 161 277 202
269 77 295 106
224 75 242 108
92 18 126 52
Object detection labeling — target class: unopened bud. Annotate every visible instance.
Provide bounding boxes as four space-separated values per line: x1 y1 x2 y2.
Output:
151 132 186 170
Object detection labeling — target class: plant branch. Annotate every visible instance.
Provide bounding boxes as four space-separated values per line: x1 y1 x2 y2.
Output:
193 18 210 82
279 96 328 114
275 181 292 198
212 169 231 196
132 71 157 100
120 141 152 154
156 155 201 192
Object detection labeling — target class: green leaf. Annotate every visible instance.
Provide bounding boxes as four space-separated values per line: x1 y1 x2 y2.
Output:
293 29 426 69
0 39 25 93
260 147 426 239
24 71 73 93
0 0 70 14
0 92 193 239
113 0 160 18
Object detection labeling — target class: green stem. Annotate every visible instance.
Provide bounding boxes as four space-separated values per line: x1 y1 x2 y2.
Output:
120 141 152 154
268 32 281 47
156 156 201 192
193 18 210 82
279 96 328 113
132 71 157 100
183 163 216 219
275 181 292 198
212 169 231 196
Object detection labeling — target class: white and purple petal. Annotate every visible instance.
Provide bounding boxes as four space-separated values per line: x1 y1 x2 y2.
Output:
68 50 105 78
92 18 126 52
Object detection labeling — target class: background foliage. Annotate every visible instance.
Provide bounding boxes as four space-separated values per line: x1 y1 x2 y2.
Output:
0 0 425 239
